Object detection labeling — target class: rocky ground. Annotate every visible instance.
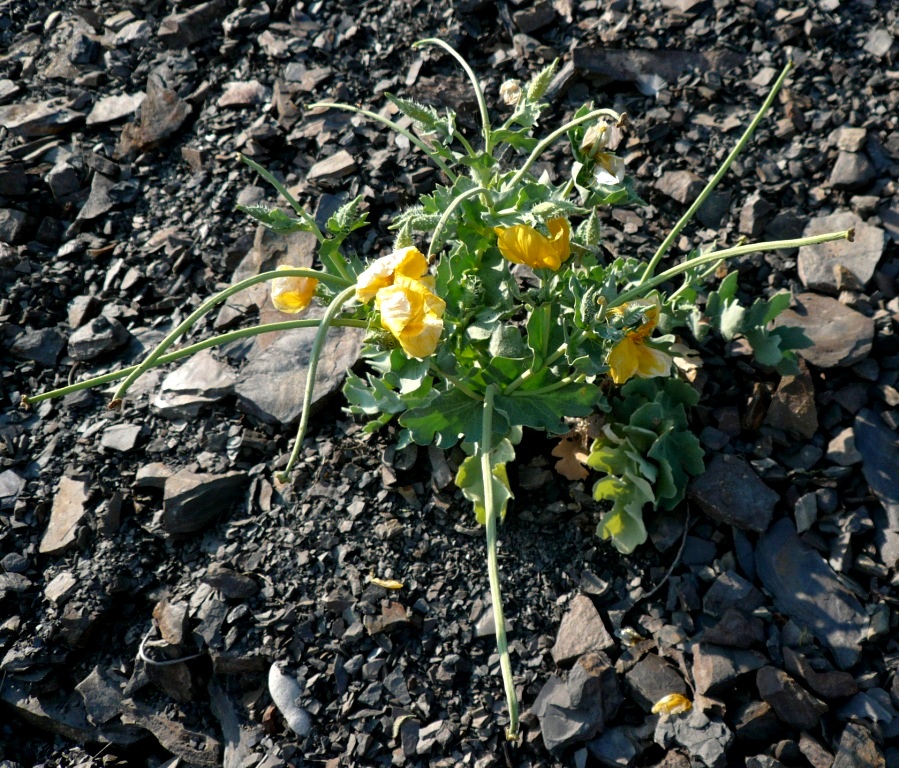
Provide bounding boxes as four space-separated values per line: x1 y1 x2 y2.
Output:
2 0 899 766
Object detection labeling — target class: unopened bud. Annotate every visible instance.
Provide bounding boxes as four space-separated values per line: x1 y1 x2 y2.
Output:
580 119 611 157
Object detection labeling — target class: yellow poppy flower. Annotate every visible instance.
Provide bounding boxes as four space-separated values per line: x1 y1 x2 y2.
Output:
375 278 445 359
355 246 430 303
495 218 571 271
607 300 672 384
270 266 318 313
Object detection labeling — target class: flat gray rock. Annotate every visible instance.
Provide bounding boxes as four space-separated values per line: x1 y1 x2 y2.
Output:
855 409 899 569
798 212 884 293
551 595 615 665
0 98 85 137
86 93 145 126
162 470 248 535
828 151 876 189
756 519 868 669
307 149 357 182
775 293 874 368
654 707 733 768
9 327 66 367
40 476 91 554
831 722 885 768
692 643 767 696
624 653 687 712
234 307 363 425
757 666 828 730
688 454 778 533
154 350 236 419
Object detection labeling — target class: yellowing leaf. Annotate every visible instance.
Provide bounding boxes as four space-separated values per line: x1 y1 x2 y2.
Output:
651 693 692 716
370 577 404 590
551 433 589 481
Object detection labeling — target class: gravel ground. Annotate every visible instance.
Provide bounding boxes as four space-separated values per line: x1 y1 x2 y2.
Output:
1 0 899 766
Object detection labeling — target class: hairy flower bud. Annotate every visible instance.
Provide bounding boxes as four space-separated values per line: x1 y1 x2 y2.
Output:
500 79 522 106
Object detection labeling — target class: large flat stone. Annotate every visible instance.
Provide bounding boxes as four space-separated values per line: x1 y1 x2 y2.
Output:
775 293 874 368
756 519 868 669
798 212 884 293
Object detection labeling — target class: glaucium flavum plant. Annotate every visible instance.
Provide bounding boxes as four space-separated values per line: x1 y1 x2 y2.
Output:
25 40 852 740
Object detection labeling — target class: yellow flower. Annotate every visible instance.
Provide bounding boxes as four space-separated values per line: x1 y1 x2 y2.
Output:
355 246 430 303
270 266 318 313
376 279 445 359
495 218 571 271
607 299 672 384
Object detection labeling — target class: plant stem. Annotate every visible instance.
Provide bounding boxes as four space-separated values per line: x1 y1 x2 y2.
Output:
278 286 358 481
480 385 519 740
110 268 350 406
639 60 794 283
22 318 368 407
428 363 483 402
613 229 853 309
427 185 489 262
507 374 585 397
415 38 492 156
502 108 621 192
237 154 326 244
310 102 457 182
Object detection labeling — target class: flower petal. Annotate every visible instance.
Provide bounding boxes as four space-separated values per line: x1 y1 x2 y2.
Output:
271 266 318 314
356 246 428 303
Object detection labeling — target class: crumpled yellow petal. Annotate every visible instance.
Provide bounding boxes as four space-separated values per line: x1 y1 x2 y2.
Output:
651 693 692 716
495 218 571 271
270 266 318 313
355 246 428 303
607 335 672 384
376 279 445 359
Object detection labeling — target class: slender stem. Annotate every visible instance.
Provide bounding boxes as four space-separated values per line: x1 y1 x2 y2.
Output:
640 60 794 283
22 318 368 407
427 186 489 262
428 362 483 402
480 385 519 740
507 374 585 397
278 286 358 481
502 108 621 192
453 130 478 159
668 258 723 303
613 229 853 309
237 154 326 244
110 269 351 406
415 38 492 156
309 102 457 182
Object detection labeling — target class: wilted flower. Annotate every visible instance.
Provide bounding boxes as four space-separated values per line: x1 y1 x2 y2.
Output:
270 266 318 313
355 246 431 303
495 218 571 271
376 278 445 359
651 693 692 716
500 79 522 106
581 119 626 186
607 299 672 384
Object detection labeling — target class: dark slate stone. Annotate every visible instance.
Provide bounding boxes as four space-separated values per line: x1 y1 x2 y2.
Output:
688 454 779 533
756 519 868 669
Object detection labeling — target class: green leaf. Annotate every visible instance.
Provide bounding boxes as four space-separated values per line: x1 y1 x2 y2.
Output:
647 429 704 507
498 380 601 435
400 388 508 448
236 205 311 234
385 93 455 144
488 325 527 359
593 471 654 554
326 195 368 235
455 439 516 524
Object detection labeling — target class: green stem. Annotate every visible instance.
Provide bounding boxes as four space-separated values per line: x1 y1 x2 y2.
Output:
309 102 457 182
668 258 723 303
427 186 489 262
22 318 368 407
237 154 325 244
502 108 621 192
613 229 853 309
110 269 351 406
428 363 483 402
507 374 585 397
453 130 478 159
415 38 492 156
480 385 519 740
278 286 358 481
640 60 793 283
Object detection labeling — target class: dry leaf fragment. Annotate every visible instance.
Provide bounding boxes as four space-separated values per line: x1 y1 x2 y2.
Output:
551 433 590 481
651 693 693 716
